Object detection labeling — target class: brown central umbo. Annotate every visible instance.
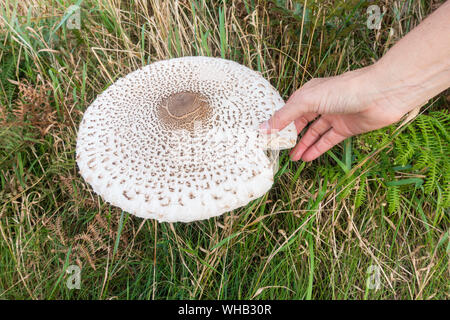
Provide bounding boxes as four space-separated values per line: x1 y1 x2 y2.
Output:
157 92 212 131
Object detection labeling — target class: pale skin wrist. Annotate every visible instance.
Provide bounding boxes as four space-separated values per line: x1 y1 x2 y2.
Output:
369 55 450 116
369 1 450 114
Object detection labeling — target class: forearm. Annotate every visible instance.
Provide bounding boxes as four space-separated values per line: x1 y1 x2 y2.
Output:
372 1 450 113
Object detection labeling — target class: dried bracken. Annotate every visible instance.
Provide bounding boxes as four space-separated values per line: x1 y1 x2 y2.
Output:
48 209 131 270
6 79 56 136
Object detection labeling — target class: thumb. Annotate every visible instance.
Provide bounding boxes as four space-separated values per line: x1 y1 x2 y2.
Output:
260 91 314 132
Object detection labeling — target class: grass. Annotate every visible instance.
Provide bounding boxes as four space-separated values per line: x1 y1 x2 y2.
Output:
0 0 449 300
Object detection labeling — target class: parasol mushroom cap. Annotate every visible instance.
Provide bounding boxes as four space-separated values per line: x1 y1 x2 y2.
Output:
76 56 296 222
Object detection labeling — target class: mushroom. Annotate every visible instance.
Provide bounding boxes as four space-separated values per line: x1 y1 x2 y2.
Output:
76 56 297 222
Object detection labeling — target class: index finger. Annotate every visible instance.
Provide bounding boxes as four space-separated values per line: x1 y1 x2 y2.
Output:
260 93 312 132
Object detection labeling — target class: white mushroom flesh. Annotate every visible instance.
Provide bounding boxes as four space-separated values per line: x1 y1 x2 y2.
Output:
76 56 297 222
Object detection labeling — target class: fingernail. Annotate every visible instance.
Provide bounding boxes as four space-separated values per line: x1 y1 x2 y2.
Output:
289 150 298 161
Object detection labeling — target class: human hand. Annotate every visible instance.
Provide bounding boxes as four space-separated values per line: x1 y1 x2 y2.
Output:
260 64 422 161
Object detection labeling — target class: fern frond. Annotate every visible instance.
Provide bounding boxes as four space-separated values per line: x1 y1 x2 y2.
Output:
386 185 400 214
442 161 450 208
423 156 438 194
395 135 415 166
0 53 17 106
431 110 450 143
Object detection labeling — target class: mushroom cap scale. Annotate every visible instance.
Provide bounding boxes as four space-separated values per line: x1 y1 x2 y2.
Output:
76 56 297 222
